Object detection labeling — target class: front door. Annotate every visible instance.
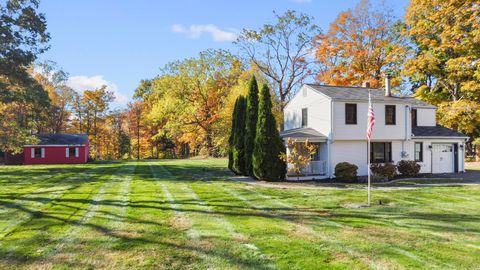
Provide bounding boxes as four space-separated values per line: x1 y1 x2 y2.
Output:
432 144 454 173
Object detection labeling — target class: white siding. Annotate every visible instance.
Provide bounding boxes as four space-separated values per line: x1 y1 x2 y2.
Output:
332 102 410 140
330 139 466 177
407 139 466 173
417 108 436 126
284 85 332 137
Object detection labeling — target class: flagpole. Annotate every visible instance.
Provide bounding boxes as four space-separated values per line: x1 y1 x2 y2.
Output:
367 89 372 207
367 138 371 206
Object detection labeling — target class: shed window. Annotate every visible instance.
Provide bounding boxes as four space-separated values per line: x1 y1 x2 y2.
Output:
34 148 42 158
370 142 392 163
345 104 357 124
69 148 76 157
385 105 396 125
301 108 308 127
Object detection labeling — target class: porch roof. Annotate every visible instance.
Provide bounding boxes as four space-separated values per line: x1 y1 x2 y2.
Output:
280 128 327 140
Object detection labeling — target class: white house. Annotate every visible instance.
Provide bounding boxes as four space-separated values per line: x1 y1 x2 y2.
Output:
281 78 469 180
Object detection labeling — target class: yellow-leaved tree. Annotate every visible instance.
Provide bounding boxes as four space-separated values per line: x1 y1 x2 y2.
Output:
404 0 480 139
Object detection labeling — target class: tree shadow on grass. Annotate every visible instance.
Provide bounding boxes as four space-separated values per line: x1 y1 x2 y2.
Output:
0 200 276 270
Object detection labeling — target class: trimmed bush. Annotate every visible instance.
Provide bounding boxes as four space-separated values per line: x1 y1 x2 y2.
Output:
334 162 358 182
244 76 259 177
252 84 286 181
227 98 240 172
370 163 396 180
232 96 247 175
397 160 421 177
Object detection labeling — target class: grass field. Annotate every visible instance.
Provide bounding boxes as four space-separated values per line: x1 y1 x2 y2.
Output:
0 159 479 269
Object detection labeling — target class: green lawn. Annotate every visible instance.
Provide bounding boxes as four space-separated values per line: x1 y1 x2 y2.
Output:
0 159 479 269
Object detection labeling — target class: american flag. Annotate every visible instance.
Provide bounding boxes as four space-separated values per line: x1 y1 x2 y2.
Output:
366 91 375 140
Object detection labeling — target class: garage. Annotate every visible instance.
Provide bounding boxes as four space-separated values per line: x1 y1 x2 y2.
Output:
432 143 456 173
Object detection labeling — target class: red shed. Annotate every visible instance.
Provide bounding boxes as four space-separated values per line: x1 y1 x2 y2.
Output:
24 134 89 165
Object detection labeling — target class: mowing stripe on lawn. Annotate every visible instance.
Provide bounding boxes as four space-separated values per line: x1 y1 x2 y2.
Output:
218 185 381 269
29 163 138 269
46 164 135 257
233 185 457 269
151 162 276 270
0 164 116 240
0 164 123 267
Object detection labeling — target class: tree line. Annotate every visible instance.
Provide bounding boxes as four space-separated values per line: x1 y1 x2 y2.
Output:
1 0 479 159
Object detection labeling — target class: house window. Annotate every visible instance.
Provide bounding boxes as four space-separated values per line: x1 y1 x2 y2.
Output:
385 105 396 125
345 104 357 124
301 108 308 127
415 142 423 162
370 142 392 163
69 148 76 157
411 108 417 127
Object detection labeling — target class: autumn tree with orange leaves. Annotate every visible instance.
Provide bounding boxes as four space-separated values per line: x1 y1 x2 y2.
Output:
315 0 407 88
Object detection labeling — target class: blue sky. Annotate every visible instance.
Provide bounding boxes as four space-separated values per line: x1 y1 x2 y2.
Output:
38 0 409 107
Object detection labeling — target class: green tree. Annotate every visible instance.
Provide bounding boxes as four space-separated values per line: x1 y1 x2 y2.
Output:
232 96 247 175
0 0 50 90
244 76 259 176
228 98 240 171
253 84 286 181
0 0 50 152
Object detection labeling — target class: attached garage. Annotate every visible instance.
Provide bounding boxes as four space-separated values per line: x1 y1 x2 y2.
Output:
412 126 468 174
431 143 456 173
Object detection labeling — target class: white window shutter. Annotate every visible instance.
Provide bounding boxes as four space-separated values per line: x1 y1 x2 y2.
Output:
31 148 35 158
75 147 79 157
41 148 45 158
66 148 69 157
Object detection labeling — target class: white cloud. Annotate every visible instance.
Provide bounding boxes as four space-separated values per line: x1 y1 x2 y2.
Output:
171 24 237 42
66 75 129 106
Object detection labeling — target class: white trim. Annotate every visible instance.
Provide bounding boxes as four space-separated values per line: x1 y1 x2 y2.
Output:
41 148 45 158
31 148 35 158
24 144 86 147
66 148 69 157
75 147 79 157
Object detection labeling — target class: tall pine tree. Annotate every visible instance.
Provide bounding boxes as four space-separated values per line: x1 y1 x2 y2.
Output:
232 96 247 175
244 76 259 177
253 84 286 181
228 98 240 171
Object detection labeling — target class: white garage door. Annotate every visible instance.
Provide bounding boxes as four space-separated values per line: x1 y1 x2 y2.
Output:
432 144 454 173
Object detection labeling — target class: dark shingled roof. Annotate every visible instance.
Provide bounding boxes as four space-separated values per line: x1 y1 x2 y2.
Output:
280 128 327 139
32 134 89 145
412 125 468 138
306 84 435 108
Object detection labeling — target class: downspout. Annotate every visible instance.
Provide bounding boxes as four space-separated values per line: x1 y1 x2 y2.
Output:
402 105 410 160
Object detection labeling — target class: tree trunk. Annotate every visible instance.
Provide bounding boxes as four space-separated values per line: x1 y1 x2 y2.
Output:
476 145 480 162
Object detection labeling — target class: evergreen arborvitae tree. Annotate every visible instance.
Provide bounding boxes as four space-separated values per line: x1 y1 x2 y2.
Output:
253 84 286 181
228 98 240 172
244 76 259 177
232 96 247 175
